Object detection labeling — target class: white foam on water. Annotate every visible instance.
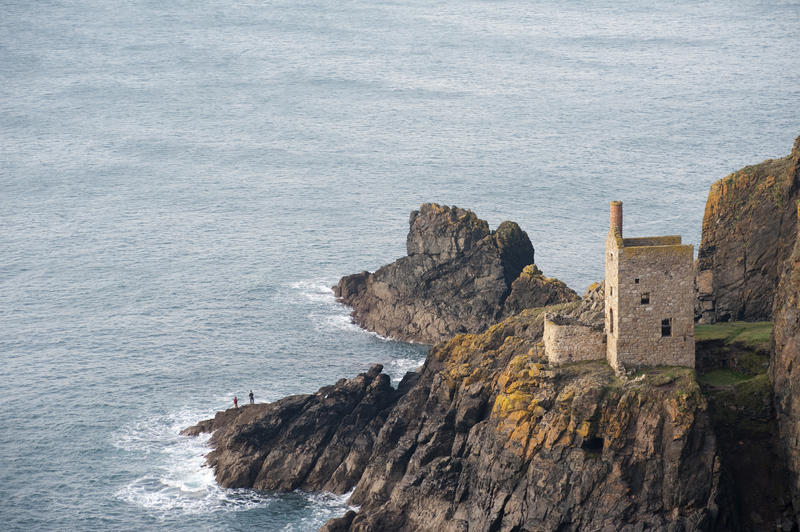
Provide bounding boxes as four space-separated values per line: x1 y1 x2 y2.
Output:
385 357 424 383
285 279 340 306
313 311 394 342
284 278 399 342
113 407 357 524
113 408 274 516
316 312 363 334
282 489 359 532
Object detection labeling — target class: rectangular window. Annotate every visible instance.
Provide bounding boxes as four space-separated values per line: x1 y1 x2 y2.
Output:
610 286 613 296
641 293 650 305
634 278 639 284
610 309 614 333
661 318 672 337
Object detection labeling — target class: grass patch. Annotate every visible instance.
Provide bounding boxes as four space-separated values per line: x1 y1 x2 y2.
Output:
695 321 772 352
698 369 752 387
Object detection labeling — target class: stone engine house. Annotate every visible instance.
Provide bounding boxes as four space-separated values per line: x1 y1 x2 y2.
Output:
545 201 695 372
605 201 695 371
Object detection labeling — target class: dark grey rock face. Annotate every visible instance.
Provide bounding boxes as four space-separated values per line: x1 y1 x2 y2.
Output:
333 203 577 344
182 364 404 492
771 203 800 524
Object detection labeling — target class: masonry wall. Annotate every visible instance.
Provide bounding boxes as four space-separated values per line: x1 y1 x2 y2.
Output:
544 319 605 365
612 243 695 369
605 231 622 370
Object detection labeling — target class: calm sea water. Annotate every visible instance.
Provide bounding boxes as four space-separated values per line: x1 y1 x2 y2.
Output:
1 0 799 529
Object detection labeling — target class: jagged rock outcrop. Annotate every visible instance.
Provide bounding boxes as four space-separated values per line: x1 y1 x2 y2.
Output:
502 264 578 316
187 285 721 531
696 136 800 322
181 364 414 492
771 204 800 523
333 204 578 344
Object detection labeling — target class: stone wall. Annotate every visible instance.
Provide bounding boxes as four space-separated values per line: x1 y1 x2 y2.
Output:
611 241 695 370
544 316 605 365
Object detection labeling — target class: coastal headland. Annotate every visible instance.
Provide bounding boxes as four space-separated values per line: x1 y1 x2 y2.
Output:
185 136 800 531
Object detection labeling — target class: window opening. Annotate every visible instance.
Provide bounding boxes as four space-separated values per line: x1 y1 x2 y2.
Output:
661 318 672 337
641 293 650 305
634 278 639 284
609 309 614 333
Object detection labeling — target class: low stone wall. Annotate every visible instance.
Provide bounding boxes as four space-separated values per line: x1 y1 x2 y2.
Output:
544 317 605 365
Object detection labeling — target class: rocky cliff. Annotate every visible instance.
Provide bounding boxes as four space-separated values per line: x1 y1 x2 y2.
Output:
771 202 800 523
333 203 578 344
186 285 723 531
696 136 800 323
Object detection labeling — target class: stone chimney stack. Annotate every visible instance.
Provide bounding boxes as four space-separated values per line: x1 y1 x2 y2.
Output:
610 201 623 236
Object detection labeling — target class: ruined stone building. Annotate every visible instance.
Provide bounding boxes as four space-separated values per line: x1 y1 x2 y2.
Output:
604 201 695 371
545 201 695 372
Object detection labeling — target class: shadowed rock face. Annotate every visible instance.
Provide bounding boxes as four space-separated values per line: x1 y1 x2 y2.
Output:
696 136 800 323
771 208 800 523
186 285 722 531
333 203 578 344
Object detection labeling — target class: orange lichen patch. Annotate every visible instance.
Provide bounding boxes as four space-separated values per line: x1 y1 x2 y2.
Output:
491 351 548 451
520 264 542 277
598 389 639 444
517 264 560 283
664 376 704 440
492 356 615 458
704 153 793 221
438 314 543 391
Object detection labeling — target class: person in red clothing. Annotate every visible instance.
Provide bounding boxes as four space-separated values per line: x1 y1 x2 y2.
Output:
233 396 238 409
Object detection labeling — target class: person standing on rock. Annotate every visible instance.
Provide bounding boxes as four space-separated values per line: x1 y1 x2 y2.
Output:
233 396 238 409
249 390 254 404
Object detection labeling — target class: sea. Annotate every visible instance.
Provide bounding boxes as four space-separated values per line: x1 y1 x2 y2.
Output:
1 0 798 530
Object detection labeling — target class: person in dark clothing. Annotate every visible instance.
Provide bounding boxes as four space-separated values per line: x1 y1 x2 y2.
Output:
249 390 254 404
233 396 238 408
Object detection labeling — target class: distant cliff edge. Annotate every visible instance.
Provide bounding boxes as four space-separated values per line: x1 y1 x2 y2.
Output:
697 136 800 323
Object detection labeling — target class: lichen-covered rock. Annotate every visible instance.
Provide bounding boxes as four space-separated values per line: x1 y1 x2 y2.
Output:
186 284 722 531
503 264 579 316
340 286 717 532
333 203 576 344
696 136 800 322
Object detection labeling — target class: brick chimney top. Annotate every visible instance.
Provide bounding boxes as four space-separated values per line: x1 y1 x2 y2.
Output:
610 201 623 236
